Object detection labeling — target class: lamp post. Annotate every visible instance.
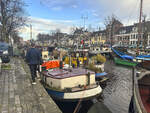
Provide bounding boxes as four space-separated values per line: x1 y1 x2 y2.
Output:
0 22 2 41
30 24 32 40
25 24 32 42
0 0 2 41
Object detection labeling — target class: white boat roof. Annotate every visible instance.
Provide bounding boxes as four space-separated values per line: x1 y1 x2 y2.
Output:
43 68 95 79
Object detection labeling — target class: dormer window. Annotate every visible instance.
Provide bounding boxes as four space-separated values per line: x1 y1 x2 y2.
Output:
120 30 126 34
132 27 137 32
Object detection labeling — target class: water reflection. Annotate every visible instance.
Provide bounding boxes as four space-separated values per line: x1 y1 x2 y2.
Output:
103 61 133 113
53 99 112 113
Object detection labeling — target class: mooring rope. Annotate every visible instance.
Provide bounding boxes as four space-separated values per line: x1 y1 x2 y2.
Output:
73 85 87 113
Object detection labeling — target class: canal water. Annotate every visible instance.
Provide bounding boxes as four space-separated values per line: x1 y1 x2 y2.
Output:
49 60 133 113
103 60 133 113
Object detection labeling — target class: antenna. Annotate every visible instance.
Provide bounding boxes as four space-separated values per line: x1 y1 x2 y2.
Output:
81 14 88 30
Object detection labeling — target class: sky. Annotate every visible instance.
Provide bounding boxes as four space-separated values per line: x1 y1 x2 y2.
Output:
19 0 150 41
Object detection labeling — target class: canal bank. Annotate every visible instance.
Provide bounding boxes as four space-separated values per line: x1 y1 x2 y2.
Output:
0 58 61 113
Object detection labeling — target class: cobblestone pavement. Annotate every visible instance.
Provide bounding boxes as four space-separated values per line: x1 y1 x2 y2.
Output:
0 58 61 113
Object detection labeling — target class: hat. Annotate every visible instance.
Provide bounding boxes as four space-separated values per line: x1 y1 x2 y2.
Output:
31 43 35 47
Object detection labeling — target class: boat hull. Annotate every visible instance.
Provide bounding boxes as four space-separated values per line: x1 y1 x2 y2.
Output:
95 72 108 88
114 57 137 66
129 69 150 113
45 85 102 101
140 60 150 70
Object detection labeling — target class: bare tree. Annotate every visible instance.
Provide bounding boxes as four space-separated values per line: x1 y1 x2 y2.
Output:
70 26 76 35
104 14 123 46
55 28 61 34
0 0 27 42
11 31 21 44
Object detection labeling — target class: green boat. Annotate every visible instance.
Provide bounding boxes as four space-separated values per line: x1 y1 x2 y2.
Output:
114 57 138 67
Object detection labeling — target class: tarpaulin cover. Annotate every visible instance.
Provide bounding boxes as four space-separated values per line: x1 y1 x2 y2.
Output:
111 47 134 60
136 55 150 58
95 72 107 78
42 60 60 69
121 55 134 60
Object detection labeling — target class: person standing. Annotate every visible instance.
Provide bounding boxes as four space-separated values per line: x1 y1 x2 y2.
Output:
26 43 42 84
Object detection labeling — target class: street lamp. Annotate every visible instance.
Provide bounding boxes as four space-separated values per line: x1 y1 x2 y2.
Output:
0 22 2 41
25 24 32 41
30 24 32 40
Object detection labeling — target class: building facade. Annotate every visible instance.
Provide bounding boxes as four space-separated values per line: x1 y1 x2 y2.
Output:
115 21 150 47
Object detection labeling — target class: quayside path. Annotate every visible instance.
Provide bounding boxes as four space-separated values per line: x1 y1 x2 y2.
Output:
0 58 61 113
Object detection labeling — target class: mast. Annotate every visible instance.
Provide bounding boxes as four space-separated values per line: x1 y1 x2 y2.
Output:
143 15 147 50
136 0 143 55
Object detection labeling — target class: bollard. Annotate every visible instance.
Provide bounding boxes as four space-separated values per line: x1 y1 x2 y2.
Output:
0 58 2 73
59 61 63 69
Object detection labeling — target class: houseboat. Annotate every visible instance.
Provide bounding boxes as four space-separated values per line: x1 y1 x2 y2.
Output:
41 68 102 101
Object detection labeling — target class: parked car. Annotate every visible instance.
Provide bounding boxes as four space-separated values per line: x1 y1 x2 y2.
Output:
0 42 10 63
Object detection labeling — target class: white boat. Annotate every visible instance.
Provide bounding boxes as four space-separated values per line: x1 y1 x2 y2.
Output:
41 68 102 101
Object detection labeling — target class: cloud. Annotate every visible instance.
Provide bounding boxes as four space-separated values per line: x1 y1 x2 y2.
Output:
52 6 63 11
91 10 99 17
40 0 79 10
72 5 78 8
86 0 150 25
19 17 76 41
40 0 150 24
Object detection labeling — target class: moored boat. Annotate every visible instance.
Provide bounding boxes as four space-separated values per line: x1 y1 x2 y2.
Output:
135 56 150 70
111 47 138 67
41 68 102 101
129 68 150 113
114 57 138 67
140 60 150 70
112 47 150 69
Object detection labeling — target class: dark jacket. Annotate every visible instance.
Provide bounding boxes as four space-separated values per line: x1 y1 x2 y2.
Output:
26 48 42 65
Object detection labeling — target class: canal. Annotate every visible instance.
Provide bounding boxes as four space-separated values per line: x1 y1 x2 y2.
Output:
103 60 133 113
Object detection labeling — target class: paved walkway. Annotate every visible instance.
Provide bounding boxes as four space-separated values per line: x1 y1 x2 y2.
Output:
0 58 61 113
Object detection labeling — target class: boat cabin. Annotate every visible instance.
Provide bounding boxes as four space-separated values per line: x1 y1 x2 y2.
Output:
42 68 96 90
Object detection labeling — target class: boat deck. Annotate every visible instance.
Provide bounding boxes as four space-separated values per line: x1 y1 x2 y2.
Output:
139 85 150 113
43 68 95 79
